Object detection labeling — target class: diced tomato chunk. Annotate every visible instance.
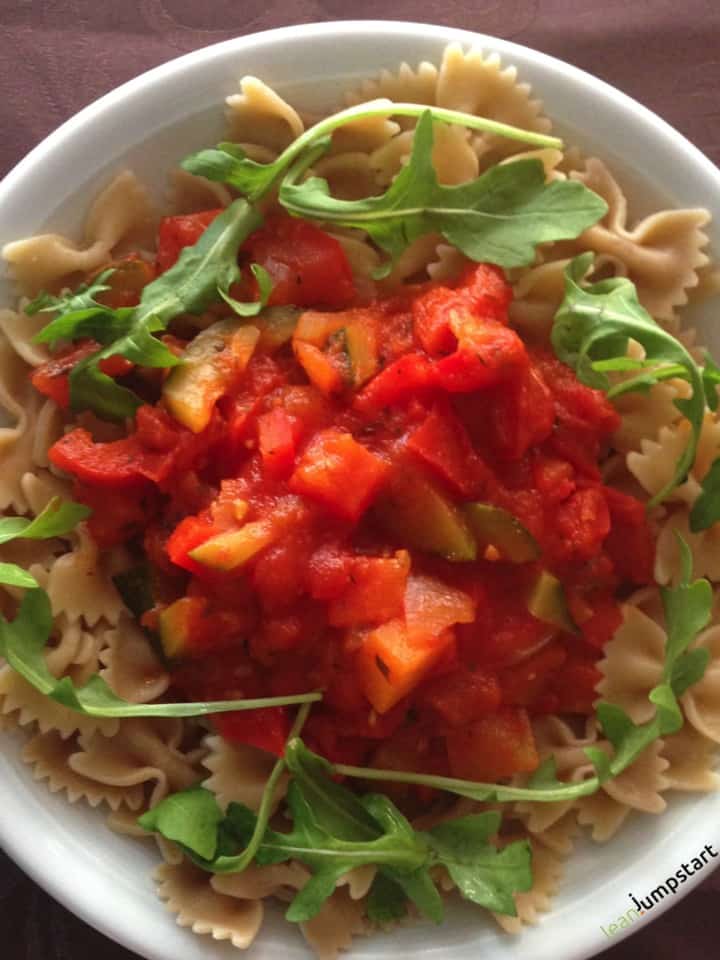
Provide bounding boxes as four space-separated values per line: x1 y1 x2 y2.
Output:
406 405 491 498
327 552 410 627
499 642 568 707
446 706 539 780
603 487 655 584
456 262 513 316
307 544 354 601
486 366 555 461
75 482 153 547
412 288 463 356
243 214 356 309
533 456 575 504
580 596 623 650
420 668 501 727
156 209 223 273
355 353 439 413
556 487 611 560
550 654 603 714
290 429 389 522
214 706 289 756
257 407 298 480
435 322 528 393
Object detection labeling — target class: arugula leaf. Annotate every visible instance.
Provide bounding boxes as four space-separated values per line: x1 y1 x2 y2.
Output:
0 497 91 588
332 547 711 805
218 263 273 317
423 813 532 916
182 100 563 203
279 112 606 274
284 739 381 840
29 270 123 348
552 254 706 506
0 564 39 589
46 199 264 421
147 741 530 924
366 872 408 924
182 142 285 203
670 647 711 697
0 588 321 718
702 351 720 411
0 497 91 545
139 701 314 878
139 785 224 860
269 784 430 924
689 457 720 532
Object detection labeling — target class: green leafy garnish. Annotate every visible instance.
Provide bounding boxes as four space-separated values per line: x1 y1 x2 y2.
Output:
28 270 126 347
366 872 408 924
218 263 273 317
331 548 711 803
0 497 91 589
29 200 264 421
138 785 225 860
702 351 720 411
32 102 583 422
552 254 706 506
182 100 564 203
141 738 532 923
0 497 91 545
279 112 606 275
690 457 720 532
0 588 321 718
140 701 313 873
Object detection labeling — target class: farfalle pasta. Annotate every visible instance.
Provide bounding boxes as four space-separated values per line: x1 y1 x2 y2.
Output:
0 41 719 960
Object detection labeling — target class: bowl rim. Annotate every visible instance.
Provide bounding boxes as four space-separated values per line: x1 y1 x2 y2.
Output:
0 18 719 960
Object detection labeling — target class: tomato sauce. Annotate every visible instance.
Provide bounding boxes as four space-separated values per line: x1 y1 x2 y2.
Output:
42 211 656 780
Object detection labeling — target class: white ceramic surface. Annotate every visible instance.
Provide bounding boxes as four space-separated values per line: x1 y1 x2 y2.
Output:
1 19 719 960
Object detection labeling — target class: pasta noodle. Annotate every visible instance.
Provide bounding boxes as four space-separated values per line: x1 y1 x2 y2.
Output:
0 41 718 960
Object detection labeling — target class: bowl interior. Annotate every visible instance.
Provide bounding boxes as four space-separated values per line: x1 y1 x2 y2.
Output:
1 20 719 960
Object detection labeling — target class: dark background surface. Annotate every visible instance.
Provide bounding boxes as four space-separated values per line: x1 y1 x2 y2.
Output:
1 1 719 958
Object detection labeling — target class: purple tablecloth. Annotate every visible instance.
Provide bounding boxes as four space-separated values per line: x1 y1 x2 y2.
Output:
1 2 719 958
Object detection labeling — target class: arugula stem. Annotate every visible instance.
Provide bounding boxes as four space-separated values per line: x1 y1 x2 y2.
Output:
332 761 601 804
255 100 562 200
257 840 426 869
606 364 688 400
83 691 322 719
225 701 314 872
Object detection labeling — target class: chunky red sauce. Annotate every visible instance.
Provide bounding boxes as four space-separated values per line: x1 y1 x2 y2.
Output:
38 212 656 784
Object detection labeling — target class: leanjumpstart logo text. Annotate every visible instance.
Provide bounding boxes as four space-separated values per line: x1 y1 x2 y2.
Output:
599 843 718 939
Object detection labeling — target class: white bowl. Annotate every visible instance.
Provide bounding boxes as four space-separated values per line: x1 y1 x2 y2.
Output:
1 19 719 960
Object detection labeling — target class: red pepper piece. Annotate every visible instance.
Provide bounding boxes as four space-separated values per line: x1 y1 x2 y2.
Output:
49 428 159 489
31 342 99 408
